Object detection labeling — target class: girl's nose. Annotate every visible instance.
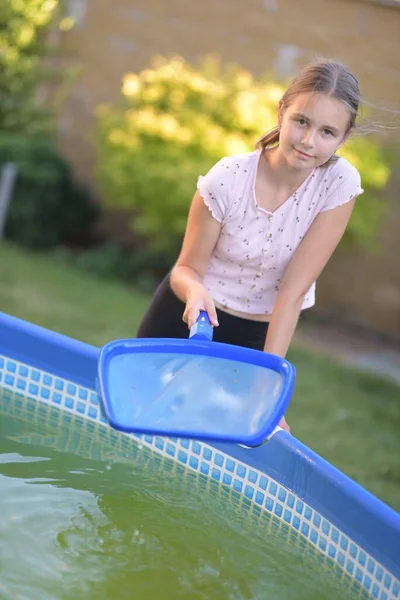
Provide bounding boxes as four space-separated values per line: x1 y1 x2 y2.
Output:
302 130 316 147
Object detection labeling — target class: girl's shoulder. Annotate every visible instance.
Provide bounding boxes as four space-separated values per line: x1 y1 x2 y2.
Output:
318 156 362 186
203 151 259 183
197 151 258 222
315 157 363 212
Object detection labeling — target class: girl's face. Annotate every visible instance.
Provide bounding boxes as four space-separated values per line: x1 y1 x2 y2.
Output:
277 92 351 170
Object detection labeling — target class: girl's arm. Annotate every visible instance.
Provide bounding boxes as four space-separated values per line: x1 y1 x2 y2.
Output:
264 199 356 358
170 190 221 326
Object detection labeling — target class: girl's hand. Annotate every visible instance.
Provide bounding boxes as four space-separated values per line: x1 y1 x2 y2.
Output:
278 416 291 433
183 285 219 328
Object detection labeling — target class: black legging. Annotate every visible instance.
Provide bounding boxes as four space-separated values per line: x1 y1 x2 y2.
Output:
136 274 269 351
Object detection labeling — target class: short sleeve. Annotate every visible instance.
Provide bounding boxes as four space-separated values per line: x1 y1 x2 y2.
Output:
197 158 231 223
320 159 364 212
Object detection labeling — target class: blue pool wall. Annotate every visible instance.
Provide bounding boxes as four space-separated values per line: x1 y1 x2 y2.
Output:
0 310 399 590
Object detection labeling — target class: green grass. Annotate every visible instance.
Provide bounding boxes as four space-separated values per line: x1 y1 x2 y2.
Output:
0 243 150 346
1 242 399 513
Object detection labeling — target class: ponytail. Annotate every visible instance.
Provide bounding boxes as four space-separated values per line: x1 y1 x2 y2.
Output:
255 126 280 151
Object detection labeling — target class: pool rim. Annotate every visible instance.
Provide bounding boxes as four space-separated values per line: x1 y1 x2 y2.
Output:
0 310 399 595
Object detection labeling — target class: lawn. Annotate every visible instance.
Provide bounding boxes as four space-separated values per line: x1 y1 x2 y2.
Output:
1 242 399 512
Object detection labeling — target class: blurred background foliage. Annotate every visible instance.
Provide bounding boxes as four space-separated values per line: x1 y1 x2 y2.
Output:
0 0 98 249
0 135 99 249
95 55 392 268
1 0 59 135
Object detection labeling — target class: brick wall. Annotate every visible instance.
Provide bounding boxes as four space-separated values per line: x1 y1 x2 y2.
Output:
57 0 400 337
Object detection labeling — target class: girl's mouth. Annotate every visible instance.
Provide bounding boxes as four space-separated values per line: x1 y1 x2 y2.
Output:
294 148 313 159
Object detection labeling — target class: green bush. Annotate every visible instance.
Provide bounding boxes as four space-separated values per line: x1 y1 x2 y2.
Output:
0 135 99 249
54 242 171 292
0 0 62 135
95 55 392 257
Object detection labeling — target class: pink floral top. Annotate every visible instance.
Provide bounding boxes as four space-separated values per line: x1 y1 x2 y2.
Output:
197 149 363 315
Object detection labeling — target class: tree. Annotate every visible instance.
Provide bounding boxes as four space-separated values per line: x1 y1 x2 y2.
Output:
0 0 61 135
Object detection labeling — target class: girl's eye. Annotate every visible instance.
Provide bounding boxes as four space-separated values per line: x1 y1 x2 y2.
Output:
297 118 307 125
323 128 333 136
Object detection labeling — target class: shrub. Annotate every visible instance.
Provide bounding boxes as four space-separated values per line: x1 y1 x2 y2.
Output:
0 135 99 249
0 0 62 135
95 55 392 257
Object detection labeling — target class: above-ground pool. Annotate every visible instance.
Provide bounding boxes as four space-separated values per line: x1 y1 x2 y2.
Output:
0 311 399 600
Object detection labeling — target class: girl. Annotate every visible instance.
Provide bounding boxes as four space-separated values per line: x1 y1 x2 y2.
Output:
137 59 364 432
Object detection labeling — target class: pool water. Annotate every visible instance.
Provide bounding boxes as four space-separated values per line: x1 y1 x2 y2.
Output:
0 388 368 600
